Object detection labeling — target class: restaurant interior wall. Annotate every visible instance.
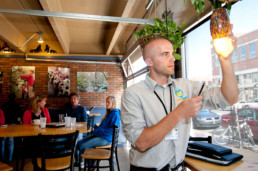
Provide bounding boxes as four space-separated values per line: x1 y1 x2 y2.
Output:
0 57 124 111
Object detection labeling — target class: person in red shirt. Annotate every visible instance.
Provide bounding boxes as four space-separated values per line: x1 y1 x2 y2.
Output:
23 95 51 124
0 109 6 162
21 70 34 98
22 95 51 170
0 109 4 125
21 84 27 99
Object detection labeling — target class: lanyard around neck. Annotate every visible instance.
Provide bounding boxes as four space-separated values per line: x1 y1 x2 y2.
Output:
154 84 172 115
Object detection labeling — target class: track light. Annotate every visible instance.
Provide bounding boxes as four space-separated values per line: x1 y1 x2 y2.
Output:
19 31 44 48
38 32 44 43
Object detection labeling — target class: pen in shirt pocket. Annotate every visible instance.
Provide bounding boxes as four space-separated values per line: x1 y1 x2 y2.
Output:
198 82 205 96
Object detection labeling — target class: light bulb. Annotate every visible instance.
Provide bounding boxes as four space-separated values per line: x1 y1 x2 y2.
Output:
213 38 234 58
38 33 44 43
38 36 44 43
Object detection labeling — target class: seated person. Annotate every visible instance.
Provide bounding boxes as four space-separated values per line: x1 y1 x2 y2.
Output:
0 109 7 162
76 96 120 165
65 92 88 161
1 93 21 163
0 109 6 162
0 109 4 125
65 92 87 122
22 95 51 170
23 95 51 124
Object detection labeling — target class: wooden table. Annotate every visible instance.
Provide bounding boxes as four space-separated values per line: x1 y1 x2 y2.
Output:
0 122 87 137
88 113 101 117
184 148 258 171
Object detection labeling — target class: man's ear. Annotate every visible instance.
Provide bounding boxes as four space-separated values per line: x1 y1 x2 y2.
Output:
145 58 153 67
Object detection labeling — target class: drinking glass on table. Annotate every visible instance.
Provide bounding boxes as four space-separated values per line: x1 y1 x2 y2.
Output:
71 117 76 127
40 117 47 128
59 114 65 123
65 116 71 127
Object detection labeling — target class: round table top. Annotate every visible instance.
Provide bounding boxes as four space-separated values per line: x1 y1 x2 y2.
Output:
0 122 88 137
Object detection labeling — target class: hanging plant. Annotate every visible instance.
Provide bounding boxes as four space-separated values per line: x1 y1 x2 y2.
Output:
186 0 237 16
134 17 187 60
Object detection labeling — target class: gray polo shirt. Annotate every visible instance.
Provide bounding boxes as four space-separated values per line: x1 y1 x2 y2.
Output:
121 74 229 170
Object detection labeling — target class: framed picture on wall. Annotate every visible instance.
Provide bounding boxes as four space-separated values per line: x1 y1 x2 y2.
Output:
77 72 107 92
48 66 70 97
11 66 35 99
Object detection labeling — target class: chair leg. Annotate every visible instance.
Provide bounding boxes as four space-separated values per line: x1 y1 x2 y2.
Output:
97 160 100 171
21 158 24 171
79 153 81 171
84 159 86 171
115 149 120 171
16 159 19 171
109 158 114 171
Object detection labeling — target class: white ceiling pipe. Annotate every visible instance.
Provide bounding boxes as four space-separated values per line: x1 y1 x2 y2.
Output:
0 9 155 25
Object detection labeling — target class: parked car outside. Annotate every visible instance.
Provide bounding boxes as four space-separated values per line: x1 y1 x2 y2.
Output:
221 106 258 141
192 109 221 129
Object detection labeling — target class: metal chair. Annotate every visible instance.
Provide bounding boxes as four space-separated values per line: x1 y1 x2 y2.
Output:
86 106 96 137
87 115 95 136
95 143 120 171
37 130 79 171
0 161 13 171
81 125 119 171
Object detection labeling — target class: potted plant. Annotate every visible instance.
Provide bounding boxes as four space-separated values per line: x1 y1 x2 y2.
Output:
134 17 187 60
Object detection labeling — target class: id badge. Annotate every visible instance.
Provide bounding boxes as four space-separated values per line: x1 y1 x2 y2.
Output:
165 128 179 140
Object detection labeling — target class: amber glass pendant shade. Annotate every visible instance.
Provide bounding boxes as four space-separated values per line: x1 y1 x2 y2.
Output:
210 8 230 40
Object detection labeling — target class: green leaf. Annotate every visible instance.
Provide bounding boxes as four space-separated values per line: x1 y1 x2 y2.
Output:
174 53 182 60
226 2 232 15
134 32 139 40
154 18 163 27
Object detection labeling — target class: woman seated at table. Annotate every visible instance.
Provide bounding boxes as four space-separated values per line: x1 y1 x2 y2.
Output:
0 109 4 126
0 109 6 162
76 96 120 165
23 95 51 124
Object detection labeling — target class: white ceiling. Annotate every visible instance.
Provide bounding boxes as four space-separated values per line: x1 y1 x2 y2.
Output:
0 0 209 61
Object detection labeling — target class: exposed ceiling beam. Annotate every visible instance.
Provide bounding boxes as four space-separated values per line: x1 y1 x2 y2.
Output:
39 0 70 54
0 14 27 53
0 8 155 25
106 0 137 55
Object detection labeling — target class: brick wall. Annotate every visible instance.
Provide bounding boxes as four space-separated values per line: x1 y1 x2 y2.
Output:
0 57 125 111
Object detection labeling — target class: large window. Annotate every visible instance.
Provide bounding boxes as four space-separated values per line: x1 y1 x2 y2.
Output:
123 0 258 153
240 45 247 60
185 0 258 152
122 46 148 88
249 42 256 58
232 48 239 63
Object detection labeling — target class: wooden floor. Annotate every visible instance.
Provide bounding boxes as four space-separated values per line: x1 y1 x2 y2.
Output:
9 146 130 171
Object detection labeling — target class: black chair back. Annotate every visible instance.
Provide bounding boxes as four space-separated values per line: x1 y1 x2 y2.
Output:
111 125 120 159
38 130 79 171
87 115 95 135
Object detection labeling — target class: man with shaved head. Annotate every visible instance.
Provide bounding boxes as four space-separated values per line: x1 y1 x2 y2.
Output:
121 36 238 171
